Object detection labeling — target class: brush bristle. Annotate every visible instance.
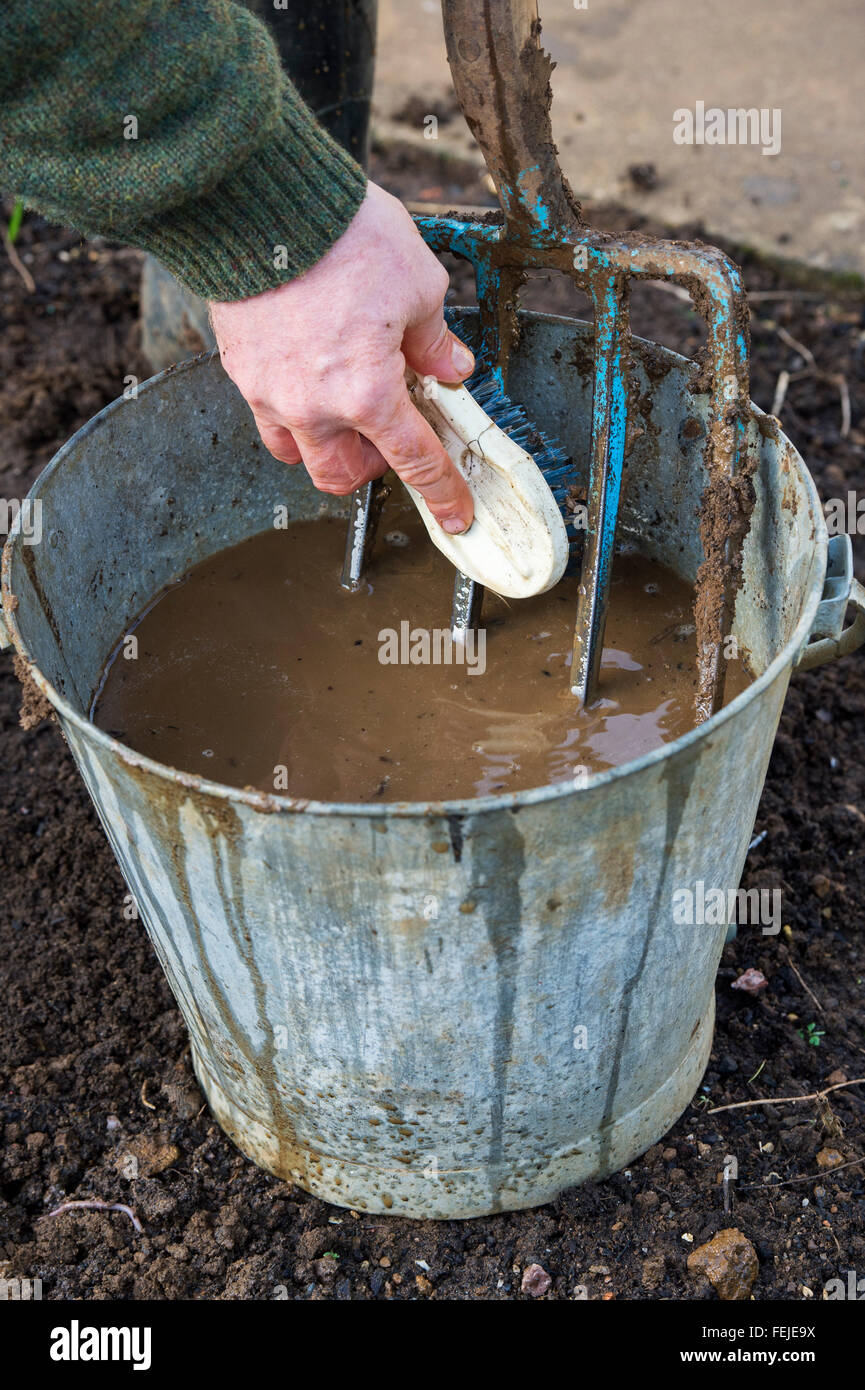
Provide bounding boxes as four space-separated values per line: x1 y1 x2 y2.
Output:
465 369 580 537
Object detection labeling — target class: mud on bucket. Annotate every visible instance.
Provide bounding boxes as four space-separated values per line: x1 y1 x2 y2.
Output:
3 311 863 1218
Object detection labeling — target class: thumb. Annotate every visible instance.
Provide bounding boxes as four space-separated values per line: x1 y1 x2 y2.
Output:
402 309 475 384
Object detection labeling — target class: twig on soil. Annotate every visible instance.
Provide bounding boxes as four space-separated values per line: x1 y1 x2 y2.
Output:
833 373 852 439
707 1076 865 1115
45 1199 144 1234
788 960 825 1015
141 1079 156 1110
747 291 826 302
769 325 852 438
646 280 693 305
771 370 790 418
4 235 36 293
775 324 816 369
740 1154 864 1190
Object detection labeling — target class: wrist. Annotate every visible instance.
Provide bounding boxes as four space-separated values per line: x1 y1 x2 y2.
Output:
132 80 367 302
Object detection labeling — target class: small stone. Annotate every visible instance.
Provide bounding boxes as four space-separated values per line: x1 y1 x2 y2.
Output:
687 1228 758 1301
826 1069 848 1087
379 1255 391 1268
816 1148 845 1169
810 873 832 899
521 1263 552 1297
416 1274 433 1295
731 968 768 995
662 1147 677 1162
589 1264 610 1275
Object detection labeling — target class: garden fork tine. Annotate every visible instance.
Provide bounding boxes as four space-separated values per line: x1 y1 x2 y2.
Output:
341 478 388 591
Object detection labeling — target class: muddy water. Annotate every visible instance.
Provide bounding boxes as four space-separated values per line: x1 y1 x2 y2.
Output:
92 497 751 802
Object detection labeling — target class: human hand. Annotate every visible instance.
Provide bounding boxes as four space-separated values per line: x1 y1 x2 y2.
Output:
209 181 475 533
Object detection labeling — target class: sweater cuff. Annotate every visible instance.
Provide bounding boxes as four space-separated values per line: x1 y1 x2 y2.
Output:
129 83 368 302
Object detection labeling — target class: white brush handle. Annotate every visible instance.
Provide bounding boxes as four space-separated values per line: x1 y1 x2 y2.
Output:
405 372 568 599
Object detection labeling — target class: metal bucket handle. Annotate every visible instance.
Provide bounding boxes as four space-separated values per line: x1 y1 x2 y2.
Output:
796 533 865 672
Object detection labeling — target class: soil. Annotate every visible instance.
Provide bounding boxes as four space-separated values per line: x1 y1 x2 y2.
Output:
1 147 864 1300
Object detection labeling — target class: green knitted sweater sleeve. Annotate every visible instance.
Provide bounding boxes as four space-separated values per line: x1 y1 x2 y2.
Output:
0 0 368 301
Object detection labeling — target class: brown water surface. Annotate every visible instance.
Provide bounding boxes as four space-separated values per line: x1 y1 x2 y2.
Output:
92 498 750 801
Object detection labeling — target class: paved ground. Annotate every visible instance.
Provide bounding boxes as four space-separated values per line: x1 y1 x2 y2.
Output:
375 0 864 279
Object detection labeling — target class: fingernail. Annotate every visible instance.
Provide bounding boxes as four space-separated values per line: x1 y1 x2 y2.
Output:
441 517 469 534
450 339 475 375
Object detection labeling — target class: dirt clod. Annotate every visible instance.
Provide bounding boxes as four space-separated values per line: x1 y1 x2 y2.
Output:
119 1133 180 1178
11 653 53 730
641 1254 665 1290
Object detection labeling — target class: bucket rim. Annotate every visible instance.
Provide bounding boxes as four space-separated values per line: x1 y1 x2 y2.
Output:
2 325 828 820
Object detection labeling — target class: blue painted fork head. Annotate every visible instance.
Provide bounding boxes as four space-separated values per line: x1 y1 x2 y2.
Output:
415 210 751 709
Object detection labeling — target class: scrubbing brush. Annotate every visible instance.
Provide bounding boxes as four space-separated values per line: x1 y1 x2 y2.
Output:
404 367 574 602
340 366 580 639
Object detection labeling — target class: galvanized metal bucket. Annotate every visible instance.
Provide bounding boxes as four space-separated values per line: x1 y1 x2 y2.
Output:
3 312 863 1218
